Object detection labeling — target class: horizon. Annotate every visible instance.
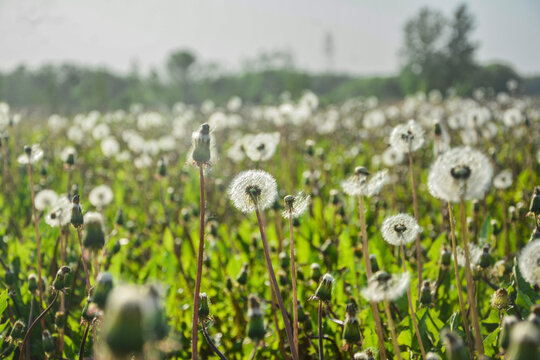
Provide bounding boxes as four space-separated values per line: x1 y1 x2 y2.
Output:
1 0 540 77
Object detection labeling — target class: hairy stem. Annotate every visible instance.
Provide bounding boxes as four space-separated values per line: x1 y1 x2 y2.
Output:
383 300 402 360
76 228 92 294
318 301 324 360
202 324 228 360
288 213 299 356
408 151 423 298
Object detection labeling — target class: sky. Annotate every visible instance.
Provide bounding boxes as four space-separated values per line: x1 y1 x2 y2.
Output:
1 0 539 76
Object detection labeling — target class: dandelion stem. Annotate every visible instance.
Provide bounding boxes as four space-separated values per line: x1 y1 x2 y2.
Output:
318 300 324 360
27 161 44 330
400 244 426 359
383 300 402 360
288 212 299 356
500 193 510 260
19 290 59 360
78 322 90 360
357 196 387 360
254 206 299 360
191 165 206 360
76 228 92 294
25 297 34 360
447 202 474 359
202 324 228 360
459 199 484 356
408 150 423 298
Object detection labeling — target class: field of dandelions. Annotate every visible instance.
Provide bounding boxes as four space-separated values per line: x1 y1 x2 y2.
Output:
0 89 539 360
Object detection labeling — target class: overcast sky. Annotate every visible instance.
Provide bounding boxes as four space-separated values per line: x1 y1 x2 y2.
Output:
1 0 539 76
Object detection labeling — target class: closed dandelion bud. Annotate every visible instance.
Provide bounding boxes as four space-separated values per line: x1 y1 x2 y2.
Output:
83 212 105 250
517 202 527 217
505 321 540 360
426 352 441 360
144 285 169 341
9 320 25 342
420 281 433 306
305 139 315 157
247 294 265 342
55 311 65 329
4 269 15 286
441 329 470 360
181 208 191 222
479 246 493 269
198 292 210 321
297 268 305 281
370 254 379 273
528 305 540 330
310 263 321 283
441 247 452 267
208 220 219 237
53 266 71 290
225 277 233 291
28 273 38 293
279 251 289 270
330 189 340 205
157 158 167 177
70 195 84 228
82 296 95 322
473 200 480 215
293 217 301 228
353 245 363 259
434 122 442 136
509 206 517 222
529 187 540 215
237 264 248 285
490 288 510 310
189 123 213 165
491 219 501 236
42 330 54 354
66 152 75 166
343 315 361 346
467 217 474 233
92 272 113 309
115 209 124 226
279 269 289 286
24 145 31 155
499 315 518 352
311 273 334 303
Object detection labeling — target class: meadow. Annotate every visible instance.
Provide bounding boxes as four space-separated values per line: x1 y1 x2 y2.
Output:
0 88 539 360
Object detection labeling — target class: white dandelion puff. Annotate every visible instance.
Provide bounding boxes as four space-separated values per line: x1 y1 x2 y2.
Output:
17 144 44 165
361 271 410 303
45 196 72 227
427 147 493 203
502 108 523 127
89 185 114 208
101 136 120 158
381 213 421 246
456 243 482 268
35 190 59 211
282 192 311 219
493 169 513 190
518 239 540 288
245 132 280 162
382 147 404 167
389 120 425 153
228 170 278 213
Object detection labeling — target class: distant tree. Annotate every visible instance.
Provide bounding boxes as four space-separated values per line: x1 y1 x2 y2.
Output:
167 49 197 101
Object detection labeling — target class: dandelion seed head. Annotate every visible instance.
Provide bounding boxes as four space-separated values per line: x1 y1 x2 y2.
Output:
518 239 540 288
228 170 278 213
101 136 120 158
35 189 59 211
493 169 513 190
381 213 421 246
18 144 43 165
456 243 482 268
341 168 389 198
45 196 72 227
382 147 404 167
502 108 523 127
427 147 493 203
187 123 217 166
389 120 425 153
361 271 410 303
282 192 310 219
89 185 114 208
245 132 280 162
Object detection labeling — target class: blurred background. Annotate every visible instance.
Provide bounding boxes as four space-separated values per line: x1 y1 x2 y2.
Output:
1 0 539 113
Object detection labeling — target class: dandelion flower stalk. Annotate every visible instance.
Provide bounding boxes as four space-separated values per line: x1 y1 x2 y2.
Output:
310 273 334 360
383 300 402 360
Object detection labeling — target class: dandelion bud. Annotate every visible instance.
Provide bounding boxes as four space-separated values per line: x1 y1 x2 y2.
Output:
329 189 340 205
499 315 519 352
181 208 191 222
28 273 38 293
509 206 517 222
52 266 71 291
529 187 540 215
4 268 15 287
528 305 540 330
42 330 55 355
236 264 248 285
491 219 501 236
104 296 145 357
198 292 210 321
83 212 105 250
278 251 289 270
157 158 167 177
441 247 452 267
479 246 492 269
369 254 379 273
81 296 95 322
92 272 114 309
420 281 432 306
115 209 124 226
55 311 65 329
226 277 233 291
354 166 370 177
310 263 322 283
8 320 25 343
472 200 480 215
70 195 84 228
311 273 334 303
189 123 213 165
247 294 265 342
441 329 470 360
434 122 442 136
24 145 31 155
505 321 540 360
65 152 75 166
305 139 315 157
490 288 510 311
279 269 288 286
343 314 361 347
426 352 441 360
